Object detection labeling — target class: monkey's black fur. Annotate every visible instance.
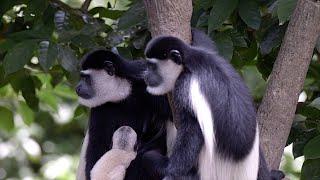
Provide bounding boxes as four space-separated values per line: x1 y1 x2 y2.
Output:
143 29 283 180
78 50 171 180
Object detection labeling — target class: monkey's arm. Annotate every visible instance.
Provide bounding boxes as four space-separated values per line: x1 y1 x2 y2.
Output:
165 109 204 176
143 109 204 177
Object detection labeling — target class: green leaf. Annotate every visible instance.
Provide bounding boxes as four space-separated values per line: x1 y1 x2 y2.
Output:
0 106 14 131
0 0 23 17
3 40 38 75
49 65 65 87
57 45 78 72
238 0 261 29
8 29 51 42
74 105 88 119
24 0 48 20
287 114 307 145
260 24 286 55
38 90 58 111
18 101 34 125
277 0 297 24
9 73 39 110
0 39 16 54
199 0 214 10
21 77 39 111
71 35 97 49
208 0 238 32
241 66 266 100
213 32 234 61
292 127 319 158
309 98 320 110
89 7 124 20
297 103 320 120
196 13 209 28
117 47 133 60
229 30 247 47
38 41 58 71
113 0 132 11
301 159 320 180
118 1 146 30
304 135 320 159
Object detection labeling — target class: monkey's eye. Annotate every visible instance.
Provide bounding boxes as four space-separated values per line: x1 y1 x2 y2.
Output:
169 50 182 65
103 61 115 76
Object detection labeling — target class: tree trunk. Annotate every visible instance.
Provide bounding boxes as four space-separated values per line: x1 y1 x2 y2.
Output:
143 0 192 42
143 0 193 125
258 0 320 169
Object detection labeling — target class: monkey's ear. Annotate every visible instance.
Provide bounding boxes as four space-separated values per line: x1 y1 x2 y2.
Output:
169 50 182 65
103 61 115 76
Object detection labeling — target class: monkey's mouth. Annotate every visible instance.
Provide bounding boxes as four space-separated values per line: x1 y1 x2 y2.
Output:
75 84 94 99
144 62 163 87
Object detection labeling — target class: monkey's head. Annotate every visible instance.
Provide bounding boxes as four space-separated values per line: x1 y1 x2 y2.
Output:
112 126 137 152
76 49 143 108
144 36 188 95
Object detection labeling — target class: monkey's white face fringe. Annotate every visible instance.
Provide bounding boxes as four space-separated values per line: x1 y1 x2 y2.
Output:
146 58 183 95
78 69 132 108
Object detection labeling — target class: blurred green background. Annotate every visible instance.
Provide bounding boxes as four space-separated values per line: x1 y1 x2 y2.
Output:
0 0 320 179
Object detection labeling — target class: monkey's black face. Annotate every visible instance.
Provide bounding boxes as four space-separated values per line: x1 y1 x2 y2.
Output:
144 36 186 95
76 72 95 99
76 49 132 108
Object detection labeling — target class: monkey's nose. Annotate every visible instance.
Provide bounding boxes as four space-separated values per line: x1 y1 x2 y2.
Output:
75 84 82 95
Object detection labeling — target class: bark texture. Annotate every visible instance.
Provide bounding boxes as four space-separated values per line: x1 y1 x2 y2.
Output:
143 0 193 125
258 0 320 169
143 0 193 42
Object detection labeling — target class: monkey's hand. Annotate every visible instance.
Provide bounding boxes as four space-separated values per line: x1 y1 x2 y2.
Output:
142 150 169 178
270 170 285 180
91 149 136 180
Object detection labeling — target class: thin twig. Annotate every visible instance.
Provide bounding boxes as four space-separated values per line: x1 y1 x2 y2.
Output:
81 0 93 12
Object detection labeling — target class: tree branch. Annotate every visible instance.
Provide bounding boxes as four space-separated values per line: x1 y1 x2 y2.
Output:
258 0 320 169
81 0 92 12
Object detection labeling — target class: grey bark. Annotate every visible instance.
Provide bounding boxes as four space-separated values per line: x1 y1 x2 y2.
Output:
258 0 320 169
143 0 193 125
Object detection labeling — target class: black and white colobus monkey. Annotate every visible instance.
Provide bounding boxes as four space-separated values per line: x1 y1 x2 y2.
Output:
75 49 171 180
142 29 284 180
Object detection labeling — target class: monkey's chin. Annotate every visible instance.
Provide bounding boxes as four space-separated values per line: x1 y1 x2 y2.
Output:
146 85 171 96
78 97 104 108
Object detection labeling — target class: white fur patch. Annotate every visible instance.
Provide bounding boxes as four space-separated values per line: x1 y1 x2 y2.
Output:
146 58 183 95
211 128 260 180
189 77 214 179
166 121 177 157
76 132 89 180
78 69 132 108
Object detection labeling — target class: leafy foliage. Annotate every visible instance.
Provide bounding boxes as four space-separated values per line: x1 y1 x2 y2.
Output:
0 0 319 179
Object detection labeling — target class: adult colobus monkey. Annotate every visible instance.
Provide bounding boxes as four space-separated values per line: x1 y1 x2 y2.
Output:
75 49 171 180
142 29 284 180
